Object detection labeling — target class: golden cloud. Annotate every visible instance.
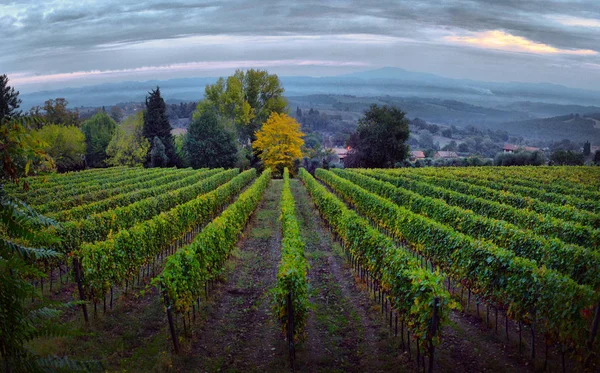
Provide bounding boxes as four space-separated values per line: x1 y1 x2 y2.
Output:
445 30 597 55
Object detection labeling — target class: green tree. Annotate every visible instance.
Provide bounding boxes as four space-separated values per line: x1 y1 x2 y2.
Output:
173 134 188 168
32 125 86 172
106 112 150 167
442 140 458 151
458 142 469 153
550 149 585 165
494 151 545 166
184 110 238 169
419 131 435 149
143 87 177 166
345 105 410 168
594 150 600 165
0 74 22 122
28 98 80 128
109 106 124 123
194 69 286 144
150 136 168 167
81 111 116 168
1 117 54 186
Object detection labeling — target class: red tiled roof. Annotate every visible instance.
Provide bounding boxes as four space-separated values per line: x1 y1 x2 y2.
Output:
331 147 348 159
411 150 425 159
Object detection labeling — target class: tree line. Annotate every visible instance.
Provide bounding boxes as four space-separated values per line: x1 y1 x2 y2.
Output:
2 71 319 175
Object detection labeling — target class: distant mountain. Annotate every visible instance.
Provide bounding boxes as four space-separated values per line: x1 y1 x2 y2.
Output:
339 67 447 83
287 94 531 126
20 77 221 109
18 66 600 118
334 67 600 107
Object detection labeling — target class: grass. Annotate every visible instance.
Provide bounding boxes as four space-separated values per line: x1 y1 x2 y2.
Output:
29 286 174 371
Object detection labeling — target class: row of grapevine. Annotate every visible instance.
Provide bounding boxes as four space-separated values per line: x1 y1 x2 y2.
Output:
315 168 596 351
333 169 600 289
299 168 451 351
34 168 197 213
458 166 600 191
50 168 220 221
57 169 239 252
410 167 600 209
79 169 257 302
13 167 162 202
360 170 599 249
156 168 271 314
272 168 309 345
402 172 599 228
7 166 131 193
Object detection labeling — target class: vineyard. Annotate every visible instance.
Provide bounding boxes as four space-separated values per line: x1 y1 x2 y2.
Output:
6 165 600 372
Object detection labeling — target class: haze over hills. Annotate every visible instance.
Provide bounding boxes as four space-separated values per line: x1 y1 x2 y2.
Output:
20 67 600 110
18 67 600 143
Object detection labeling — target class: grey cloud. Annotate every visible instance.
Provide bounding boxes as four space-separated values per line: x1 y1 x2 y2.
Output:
1 0 600 90
5 1 595 49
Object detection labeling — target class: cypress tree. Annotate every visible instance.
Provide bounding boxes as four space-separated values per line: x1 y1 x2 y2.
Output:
583 141 591 156
143 87 177 166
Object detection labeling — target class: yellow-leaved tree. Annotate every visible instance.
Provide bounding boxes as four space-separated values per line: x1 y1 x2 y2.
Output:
253 112 304 176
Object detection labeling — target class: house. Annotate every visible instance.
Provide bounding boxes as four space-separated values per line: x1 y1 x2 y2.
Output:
434 151 458 159
503 143 541 153
331 147 349 160
410 150 426 160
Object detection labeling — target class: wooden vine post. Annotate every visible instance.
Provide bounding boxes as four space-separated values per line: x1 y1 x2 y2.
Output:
72 256 89 323
584 297 600 368
428 297 440 373
164 294 180 354
589 296 600 347
287 291 296 368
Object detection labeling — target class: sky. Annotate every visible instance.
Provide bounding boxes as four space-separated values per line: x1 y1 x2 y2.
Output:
2 0 600 93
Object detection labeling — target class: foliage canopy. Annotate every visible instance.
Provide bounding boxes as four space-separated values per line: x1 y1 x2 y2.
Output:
345 105 409 168
32 125 86 172
81 111 116 168
194 69 287 143
0 74 22 122
106 112 150 167
253 112 304 175
184 110 238 169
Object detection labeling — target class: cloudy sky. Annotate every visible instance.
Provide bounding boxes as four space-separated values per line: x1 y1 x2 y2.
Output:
2 0 600 92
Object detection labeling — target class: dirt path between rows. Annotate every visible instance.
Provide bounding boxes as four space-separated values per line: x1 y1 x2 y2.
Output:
173 178 415 372
174 179 288 372
290 179 410 373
